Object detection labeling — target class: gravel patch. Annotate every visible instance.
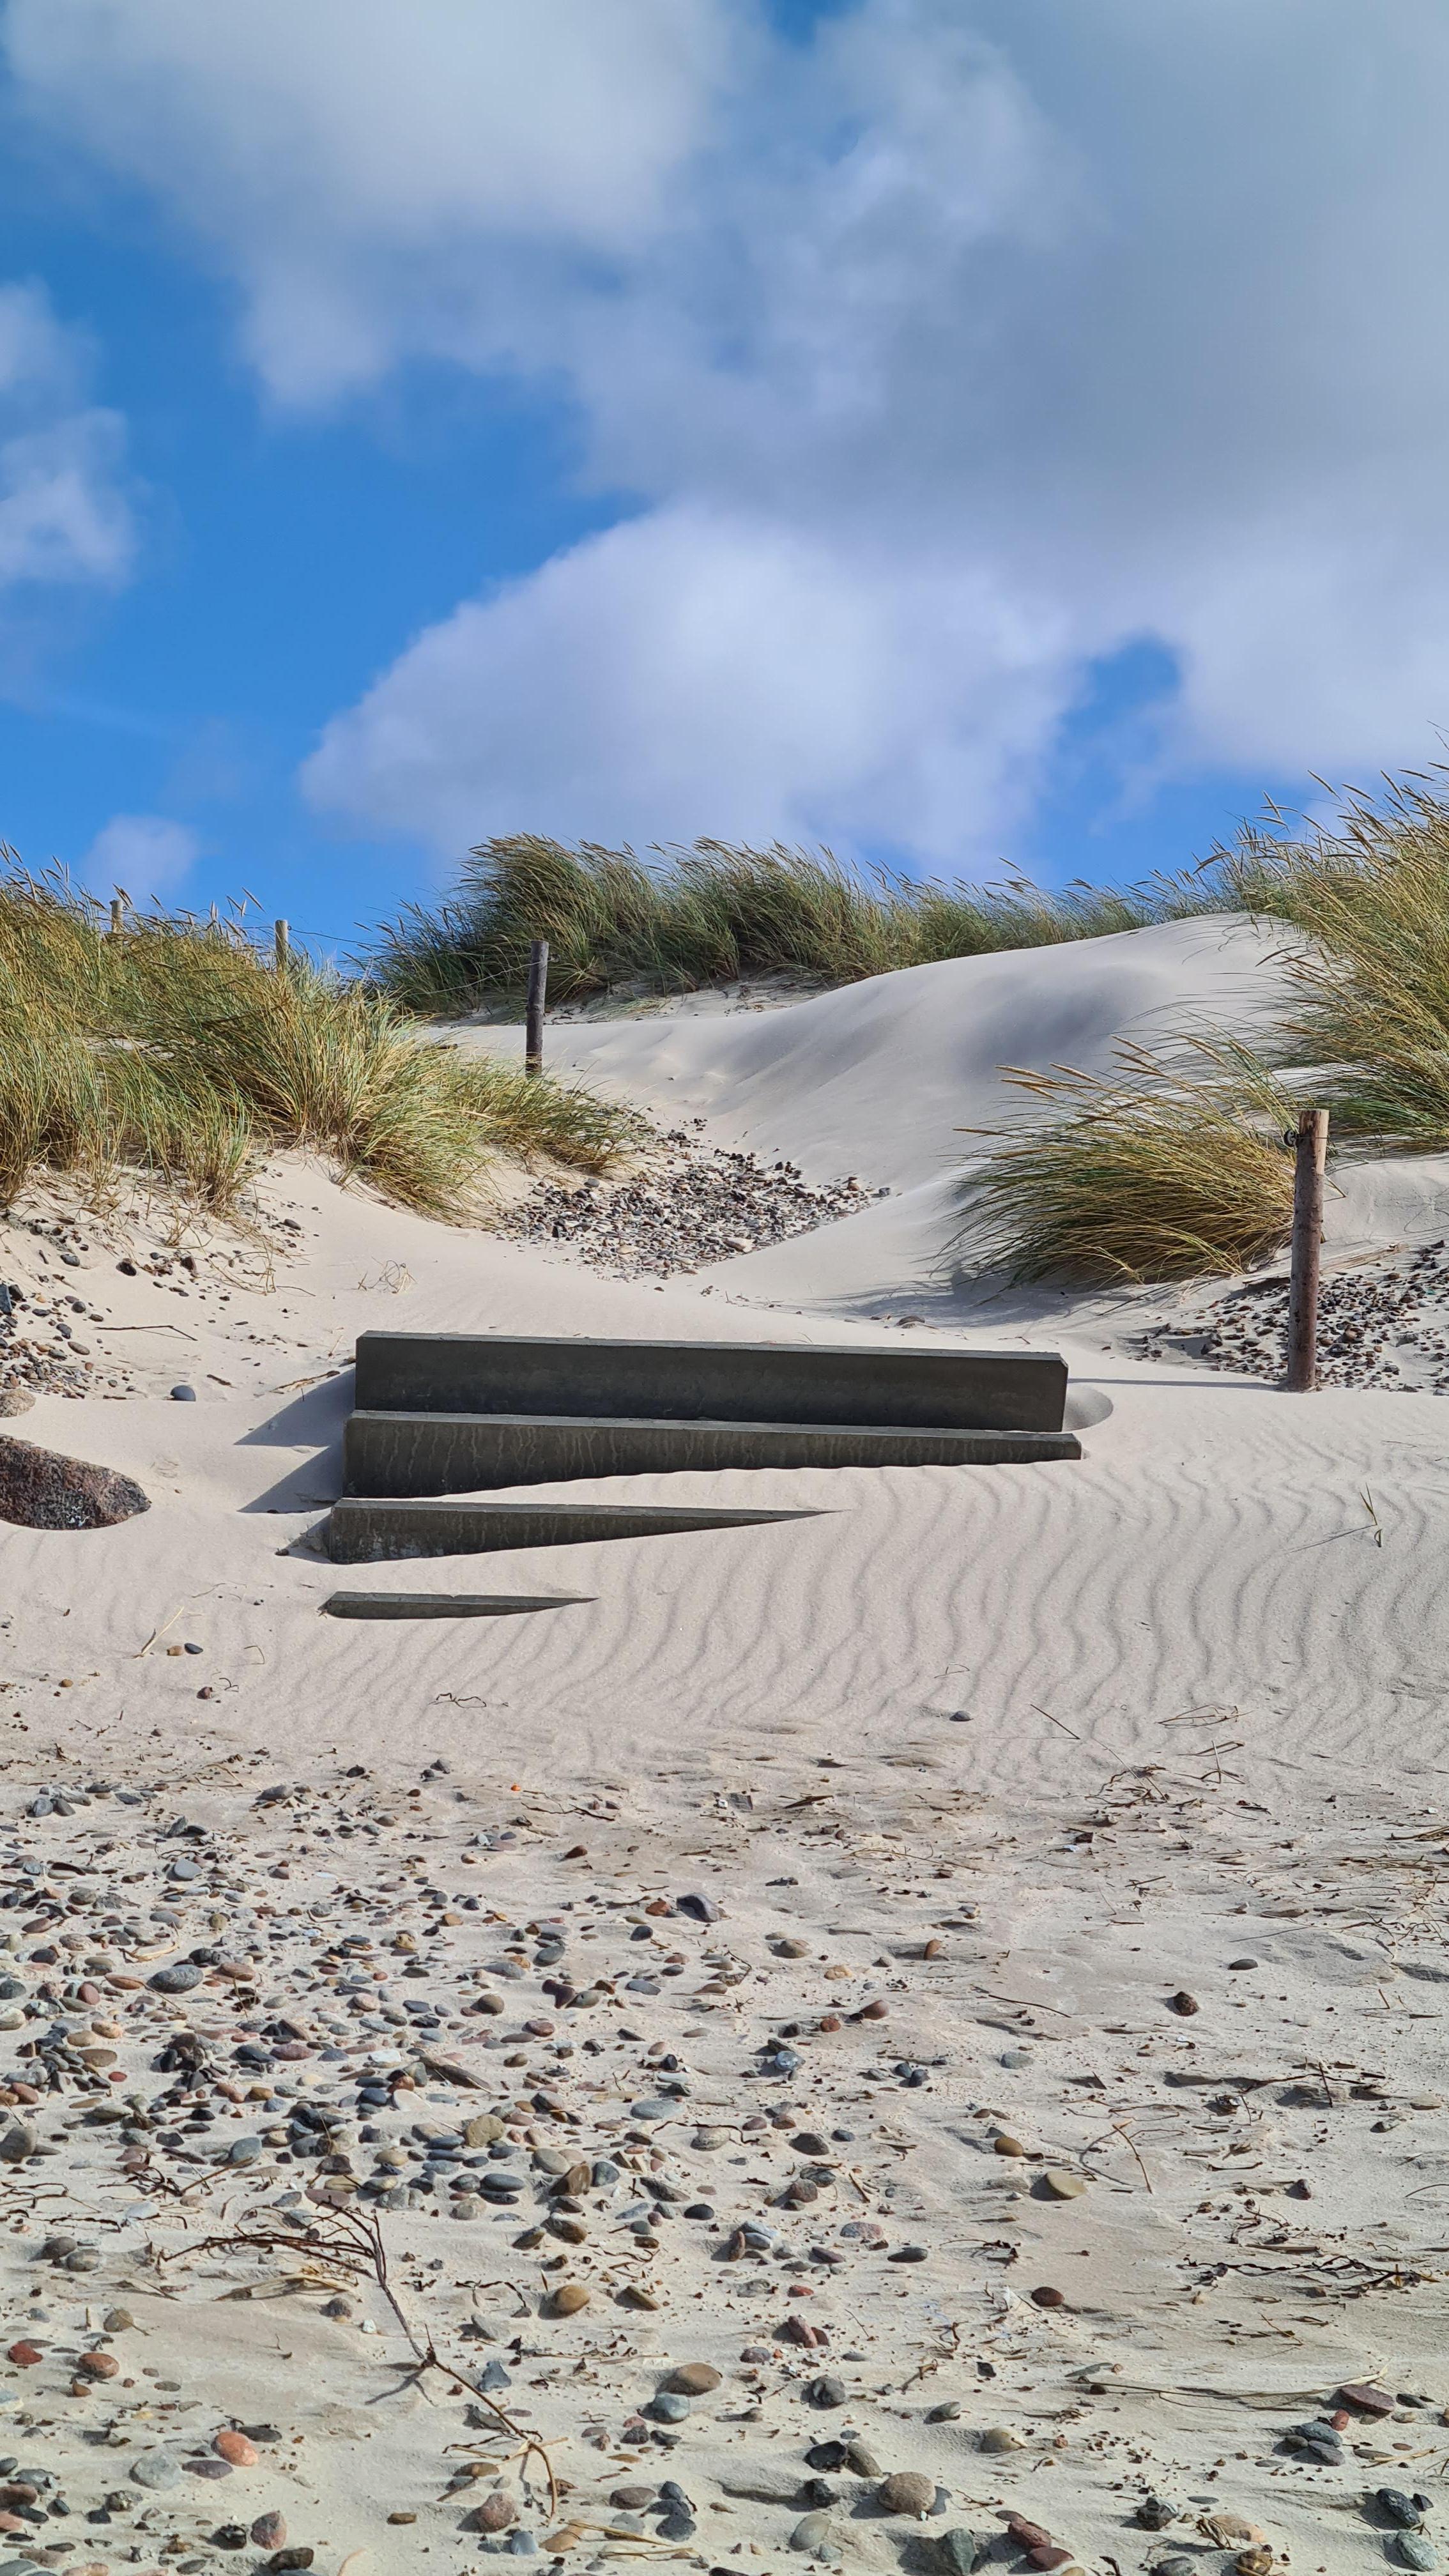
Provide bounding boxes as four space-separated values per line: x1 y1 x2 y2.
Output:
1140 1239 1449 1391
494 1125 885 1279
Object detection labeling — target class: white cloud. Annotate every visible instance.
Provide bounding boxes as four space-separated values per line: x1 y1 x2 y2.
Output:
303 505 1075 860
82 812 198 903
4 0 739 404
14 0 1449 859
0 280 132 594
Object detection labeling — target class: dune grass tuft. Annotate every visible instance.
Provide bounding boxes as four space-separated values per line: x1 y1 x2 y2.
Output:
0 866 636 1223
958 1039 1298 1285
369 834 1234 1012
1229 773 1449 1149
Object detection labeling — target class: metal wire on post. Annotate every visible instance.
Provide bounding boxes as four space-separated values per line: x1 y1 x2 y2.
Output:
525 937 549 1075
1285 1106 1329 1391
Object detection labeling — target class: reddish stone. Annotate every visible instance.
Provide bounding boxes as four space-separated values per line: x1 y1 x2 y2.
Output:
214 2429 258 2465
6 2342 42 2365
1337 2381 1396 2417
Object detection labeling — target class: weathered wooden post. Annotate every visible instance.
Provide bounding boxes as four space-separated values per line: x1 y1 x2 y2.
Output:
525 937 549 1075
274 918 290 972
1285 1106 1329 1391
109 896 123 938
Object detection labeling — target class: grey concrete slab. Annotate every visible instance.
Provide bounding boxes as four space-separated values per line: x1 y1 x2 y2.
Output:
353 1331 1068 1433
321 1591 592 1620
325 1498 828 1562
344 1409 1081 1496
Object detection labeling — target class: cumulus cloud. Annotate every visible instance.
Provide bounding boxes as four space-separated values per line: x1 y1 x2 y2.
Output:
13 0 1449 861
82 812 198 903
303 505 1076 860
4 0 738 404
0 280 132 597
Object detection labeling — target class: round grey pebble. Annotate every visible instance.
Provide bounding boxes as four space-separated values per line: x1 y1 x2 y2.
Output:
131 2449 183 2489
1396 2540 1438 2574
650 2393 691 2423
806 2374 847 2409
150 1963 203 1994
169 1383 196 1401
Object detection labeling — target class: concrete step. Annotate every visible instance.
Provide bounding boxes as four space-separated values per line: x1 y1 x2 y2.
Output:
325 1498 827 1562
343 1409 1081 1497
321 1590 592 1620
353 1330 1068 1433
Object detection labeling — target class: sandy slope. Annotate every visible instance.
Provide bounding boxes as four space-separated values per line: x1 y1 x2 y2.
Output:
4 916 1449 2575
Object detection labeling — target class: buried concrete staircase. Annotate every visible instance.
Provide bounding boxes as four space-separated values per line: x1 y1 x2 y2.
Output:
325 1330 1080 1566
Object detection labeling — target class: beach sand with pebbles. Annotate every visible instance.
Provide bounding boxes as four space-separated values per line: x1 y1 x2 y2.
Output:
3 918 1449 2576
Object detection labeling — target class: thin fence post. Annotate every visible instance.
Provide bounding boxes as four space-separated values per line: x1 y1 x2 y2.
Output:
525 937 549 1075
274 918 290 973
1285 1106 1329 1391
108 896 123 939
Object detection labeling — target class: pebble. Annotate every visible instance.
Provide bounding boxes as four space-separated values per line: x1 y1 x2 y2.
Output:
876 2471 937 2516
979 2428 1026 2453
1137 2497 1179 2529
806 2374 848 2409
663 2364 721 2395
933 2534 992 2576
1040 2168 1087 2198
250 2509 288 2547
790 2509 843 2560
214 2431 259 2467
468 2493 518 2532
1397 2540 1438 2572
1340 2381 1398 2416
131 2450 183 2490
1379 2494 1433 2531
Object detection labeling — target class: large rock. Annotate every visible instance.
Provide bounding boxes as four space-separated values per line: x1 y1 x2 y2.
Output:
0 1436 150 1531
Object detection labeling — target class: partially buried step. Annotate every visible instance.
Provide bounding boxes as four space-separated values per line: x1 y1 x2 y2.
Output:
321 1591 592 1620
354 1330 1068 1432
325 1498 828 1562
344 1411 1080 1498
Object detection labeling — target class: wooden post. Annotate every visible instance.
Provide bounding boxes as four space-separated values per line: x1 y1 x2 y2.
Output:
525 937 549 1075
1285 1106 1329 1391
109 896 123 938
274 918 290 972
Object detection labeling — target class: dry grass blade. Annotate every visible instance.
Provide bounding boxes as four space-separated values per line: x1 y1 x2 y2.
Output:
957 1037 1298 1284
148 2181 560 2510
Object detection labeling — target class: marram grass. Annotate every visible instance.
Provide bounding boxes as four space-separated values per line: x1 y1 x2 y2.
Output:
0 870 636 1223
368 833 1239 1012
1235 773 1449 1149
958 1039 1299 1285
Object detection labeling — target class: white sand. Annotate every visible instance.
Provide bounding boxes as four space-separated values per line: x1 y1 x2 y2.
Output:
3 916 1449 2576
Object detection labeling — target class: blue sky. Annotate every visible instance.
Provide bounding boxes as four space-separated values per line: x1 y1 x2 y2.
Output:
1 1 1447 956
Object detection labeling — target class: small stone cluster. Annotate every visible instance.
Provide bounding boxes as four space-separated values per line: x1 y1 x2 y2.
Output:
1142 1239 1449 1390
494 1127 884 1278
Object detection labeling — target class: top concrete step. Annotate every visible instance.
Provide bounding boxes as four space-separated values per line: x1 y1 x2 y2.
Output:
353 1331 1069 1434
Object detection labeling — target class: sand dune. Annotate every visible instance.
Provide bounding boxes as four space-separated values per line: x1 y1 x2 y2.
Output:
4 916 1449 2575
